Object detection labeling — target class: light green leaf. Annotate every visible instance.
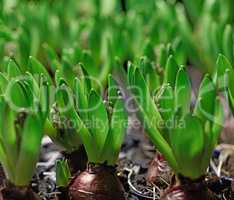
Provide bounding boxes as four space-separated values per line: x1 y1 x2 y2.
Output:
223 25 234 62
170 114 204 179
88 90 109 158
175 67 191 117
28 56 53 85
214 54 232 90
157 84 174 122
15 115 43 186
164 55 179 88
7 59 22 78
194 74 216 123
101 98 128 165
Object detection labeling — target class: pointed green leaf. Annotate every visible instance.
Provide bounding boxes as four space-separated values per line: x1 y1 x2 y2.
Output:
101 98 128 165
5 79 32 110
157 84 174 122
223 25 234 62
215 54 232 90
88 90 109 158
7 59 21 78
73 77 88 120
175 67 191 117
15 115 43 186
194 74 216 123
164 55 179 88
108 74 119 106
139 58 160 93
170 114 204 179
28 56 53 85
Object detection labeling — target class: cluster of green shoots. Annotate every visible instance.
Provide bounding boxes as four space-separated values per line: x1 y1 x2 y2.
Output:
0 58 49 186
128 55 224 180
53 72 128 165
0 54 128 188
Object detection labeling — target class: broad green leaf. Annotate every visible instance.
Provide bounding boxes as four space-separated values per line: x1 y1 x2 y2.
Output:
157 84 174 122
101 98 127 165
73 77 88 120
137 103 178 171
223 25 234 62
175 67 191 117
53 83 83 151
71 109 97 163
7 59 22 78
194 74 216 123
88 90 109 158
28 56 53 85
139 58 160 93
82 51 98 77
61 60 76 87
43 43 60 72
164 55 179 88
15 115 43 186
0 99 17 180
133 68 163 126
214 54 232 89
170 114 204 179
108 74 119 106
5 79 32 110
201 98 224 171
77 63 91 91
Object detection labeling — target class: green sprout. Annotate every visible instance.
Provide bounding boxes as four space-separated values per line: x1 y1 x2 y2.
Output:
0 75 48 187
52 72 128 165
128 61 224 180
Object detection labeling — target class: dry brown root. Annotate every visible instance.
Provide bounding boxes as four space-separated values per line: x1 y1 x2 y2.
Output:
69 163 126 200
146 153 171 184
63 145 88 174
0 183 40 200
161 175 218 200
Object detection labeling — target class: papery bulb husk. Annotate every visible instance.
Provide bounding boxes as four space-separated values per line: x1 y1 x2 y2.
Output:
146 153 171 184
69 164 126 200
63 145 88 174
0 183 40 200
161 175 218 200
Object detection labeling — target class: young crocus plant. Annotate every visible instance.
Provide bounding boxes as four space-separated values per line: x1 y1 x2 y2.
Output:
0 73 49 200
57 74 128 200
128 63 224 199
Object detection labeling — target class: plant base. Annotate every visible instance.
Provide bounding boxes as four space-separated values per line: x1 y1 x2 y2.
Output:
146 153 171 184
0 184 39 200
63 145 88 174
161 175 218 200
69 163 126 200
